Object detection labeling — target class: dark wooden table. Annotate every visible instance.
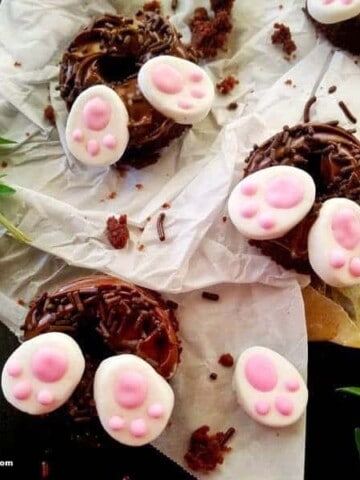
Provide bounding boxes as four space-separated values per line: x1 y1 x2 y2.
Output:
0 321 360 479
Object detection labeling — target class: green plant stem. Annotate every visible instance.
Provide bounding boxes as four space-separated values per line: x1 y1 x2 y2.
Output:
0 211 30 244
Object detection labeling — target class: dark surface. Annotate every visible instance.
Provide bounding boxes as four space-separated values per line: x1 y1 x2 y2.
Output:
1 322 360 479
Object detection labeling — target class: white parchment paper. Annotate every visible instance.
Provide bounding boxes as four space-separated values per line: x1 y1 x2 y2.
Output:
2 0 358 477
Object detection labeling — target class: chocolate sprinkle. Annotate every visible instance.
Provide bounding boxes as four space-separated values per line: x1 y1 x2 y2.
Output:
303 96 317 123
209 372 218 380
157 212 166 242
171 0 178 10
201 291 220 301
328 85 337 94
227 101 238 110
338 100 357 124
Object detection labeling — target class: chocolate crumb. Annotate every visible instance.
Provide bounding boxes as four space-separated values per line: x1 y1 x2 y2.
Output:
171 0 178 10
184 425 235 472
328 85 337 94
338 100 357 124
303 96 317 123
138 227 145 232
17 299 26 306
138 243 145 251
135 183 143 190
227 101 238 110
189 1 234 59
271 23 297 55
106 214 129 249
279 4 283 8
285 79 292 86
202 291 220 301
143 1 161 12
25 132 30 137
1 161 8 168
146 216 152 222
218 353 234 367
157 212 166 242
14 61 21 67
222 215 227 222
216 75 239 95
162 202 171 209
44 105 56 126
107 191 117 200
209 372 218 380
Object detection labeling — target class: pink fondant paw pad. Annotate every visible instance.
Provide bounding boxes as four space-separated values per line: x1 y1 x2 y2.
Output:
308 198 360 287
228 166 316 240
94 354 174 446
65 85 129 167
308 0 360 24
138 55 214 125
1 333 85 415
233 346 308 428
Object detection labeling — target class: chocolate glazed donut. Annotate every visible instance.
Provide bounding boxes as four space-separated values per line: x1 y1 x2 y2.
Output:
22 275 180 421
59 11 198 168
244 123 360 273
304 3 360 56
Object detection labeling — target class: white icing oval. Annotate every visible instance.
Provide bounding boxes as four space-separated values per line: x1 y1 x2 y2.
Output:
1 332 85 415
228 166 316 240
233 346 308 428
94 354 174 446
65 85 129 167
307 0 360 25
138 55 214 125
308 197 360 287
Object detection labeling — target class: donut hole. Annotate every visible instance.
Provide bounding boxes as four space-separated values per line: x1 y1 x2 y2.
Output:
97 55 137 84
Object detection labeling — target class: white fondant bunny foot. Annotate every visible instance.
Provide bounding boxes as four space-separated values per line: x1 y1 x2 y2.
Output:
233 347 308 428
308 198 360 287
1 333 85 415
228 166 316 240
65 85 129 167
94 354 174 446
307 0 360 24
138 55 214 125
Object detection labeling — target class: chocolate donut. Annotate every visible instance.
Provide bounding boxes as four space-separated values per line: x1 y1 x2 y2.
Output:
305 1 360 56
243 122 360 273
22 275 180 421
59 11 198 168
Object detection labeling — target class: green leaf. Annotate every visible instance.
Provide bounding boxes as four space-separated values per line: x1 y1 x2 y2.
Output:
0 211 30 244
336 387 360 397
0 184 16 196
0 137 16 145
355 429 360 458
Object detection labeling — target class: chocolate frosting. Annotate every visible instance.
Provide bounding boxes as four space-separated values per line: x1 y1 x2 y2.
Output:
244 122 360 273
59 11 198 168
23 275 180 421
